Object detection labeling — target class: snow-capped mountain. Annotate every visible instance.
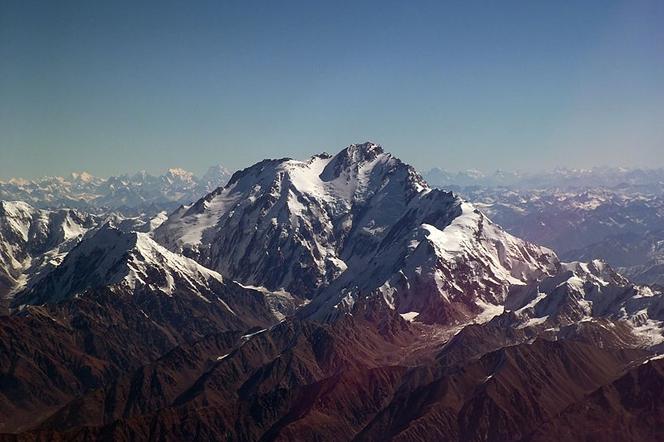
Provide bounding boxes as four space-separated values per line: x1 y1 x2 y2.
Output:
444 186 664 286
14 225 294 324
0 201 97 308
200 165 234 193
155 143 558 325
14 226 226 304
0 200 180 309
565 230 664 287
0 165 232 215
424 167 515 187
501 259 664 347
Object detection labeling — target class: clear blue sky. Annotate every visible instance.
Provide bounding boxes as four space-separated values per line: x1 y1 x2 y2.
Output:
1 0 663 179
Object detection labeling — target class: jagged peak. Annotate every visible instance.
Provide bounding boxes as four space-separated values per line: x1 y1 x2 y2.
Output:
68 224 140 259
13 223 227 307
310 152 333 161
324 142 385 171
343 141 384 158
0 200 36 215
70 171 97 183
224 157 292 189
166 167 195 179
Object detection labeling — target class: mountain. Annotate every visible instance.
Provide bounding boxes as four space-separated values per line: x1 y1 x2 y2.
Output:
564 230 664 286
502 259 664 347
0 201 179 311
200 164 234 193
0 165 232 215
13 225 295 325
423 167 494 187
155 143 557 326
0 201 97 311
443 186 664 286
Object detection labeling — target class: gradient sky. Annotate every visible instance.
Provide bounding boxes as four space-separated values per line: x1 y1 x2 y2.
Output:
1 0 663 179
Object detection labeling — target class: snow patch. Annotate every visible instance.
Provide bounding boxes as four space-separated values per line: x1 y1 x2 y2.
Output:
400 311 419 322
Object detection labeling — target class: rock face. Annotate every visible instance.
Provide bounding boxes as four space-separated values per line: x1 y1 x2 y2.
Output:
156 143 558 325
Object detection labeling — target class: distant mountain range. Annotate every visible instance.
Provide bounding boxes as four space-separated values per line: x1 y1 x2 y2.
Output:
0 165 232 215
423 166 664 190
1 145 664 440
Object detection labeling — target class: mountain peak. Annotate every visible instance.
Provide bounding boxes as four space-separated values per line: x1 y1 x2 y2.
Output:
339 142 384 162
318 142 390 184
0 200 35 217
202 164 231 179
13 224 229 306
70 171 97 183
165 167 196 182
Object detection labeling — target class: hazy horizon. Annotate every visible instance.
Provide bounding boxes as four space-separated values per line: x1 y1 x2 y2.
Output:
2 141 664 183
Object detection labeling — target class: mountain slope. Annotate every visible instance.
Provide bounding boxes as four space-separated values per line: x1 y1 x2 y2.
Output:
0 283 279 433
0 226 294 432
532 356 664 442
498 259 664 348
0 201 97 310
20 320 647 441
446 185 664 286
13 225 294 329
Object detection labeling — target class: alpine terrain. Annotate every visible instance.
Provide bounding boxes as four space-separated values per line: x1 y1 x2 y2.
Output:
1 143 663 441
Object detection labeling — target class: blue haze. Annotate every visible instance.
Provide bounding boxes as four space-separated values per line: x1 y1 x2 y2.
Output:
1 0 663 178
